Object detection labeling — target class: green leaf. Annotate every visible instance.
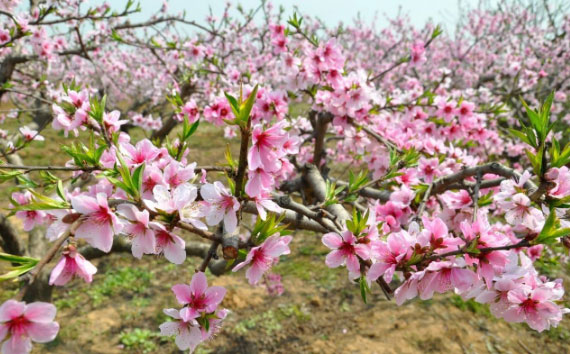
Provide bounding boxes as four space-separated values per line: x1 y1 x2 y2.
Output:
552 142 570 168
56 180 66 201
359 276 369 304
508 128 531 146
131 163 145 197
0 252 39 282
10 190 70 212
184 120 200 140
0 253 39 264
237 84 259 125
224 92 240 119
0 170 24 183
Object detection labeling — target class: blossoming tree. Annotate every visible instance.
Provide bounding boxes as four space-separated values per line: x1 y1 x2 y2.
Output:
0 0 570 352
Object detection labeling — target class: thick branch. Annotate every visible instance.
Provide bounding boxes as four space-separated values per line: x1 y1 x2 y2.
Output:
0 214 25 256
303 164 351 223
310 111 333 168
431 162 537 195
242 201 328 233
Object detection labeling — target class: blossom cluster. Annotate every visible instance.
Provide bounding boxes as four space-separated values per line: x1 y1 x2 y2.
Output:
160 272 228 353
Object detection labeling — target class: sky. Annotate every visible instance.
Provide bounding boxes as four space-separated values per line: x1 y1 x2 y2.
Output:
107 0 480 32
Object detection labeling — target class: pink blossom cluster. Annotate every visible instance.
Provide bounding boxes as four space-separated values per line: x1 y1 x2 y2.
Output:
322 209 569 332
245 122 299 218
160 272 228 353
233 235 292 285
131 113 163 130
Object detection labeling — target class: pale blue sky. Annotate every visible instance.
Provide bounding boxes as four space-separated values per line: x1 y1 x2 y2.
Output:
107 0 483 32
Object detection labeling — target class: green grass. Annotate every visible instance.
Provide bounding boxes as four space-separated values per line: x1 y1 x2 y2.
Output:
119 328 160 353
87 266 152 305
449 295 493 318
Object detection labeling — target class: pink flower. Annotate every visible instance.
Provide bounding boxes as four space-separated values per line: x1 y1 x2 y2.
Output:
503 287 568 332
546 166 570 199
418 217 463 253
163 161 196 187
102 110 127 134
148 183 206 230
474 278 519 318
417 157 440 183
375 201 408 232
233 235 292 285
394 270 426 305
527 245 544 262
435 97 457 121
150 223 186 264
18 127 44 142
251 192 281 220
171 272 226 317
322 231 370 276
121 139 159 166
503 194 544 231
367 232 411 283
245 168 274 197
161 273 227 352
418 260 478 299
248 123 288 172
0 300 59 354
12 192 46 232
117 204 156 259
70 193 121 252
49 245 97 286
160 307 228 353
409 41 426 66
180 99 200 123
141 165 166 199
159 308 202 352
0 29 11 45
200 182 239 234
264 273 284 296
440 190 472 209
457 101 475 119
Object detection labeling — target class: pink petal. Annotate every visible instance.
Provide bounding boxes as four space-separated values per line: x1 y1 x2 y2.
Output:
159 321 180 336
223 211 237 234
502 307 524 323
70 195 99 214
354 244 370 260
200 183 220 202
0 300 25 322
131 230 156 259
163 308 181 319
345 254 360 274
245 263 266 285
27 321 60 343
176 326 202 352
322 233 342 249
0 324 8 342
164 240 186 264
75 221 114 253
325 250 344 268
2 335 32 354
49 256 68 286
75 255 97 283
24 302 56 323
190 272 208 296
204 286 226 311
367 262 390 283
